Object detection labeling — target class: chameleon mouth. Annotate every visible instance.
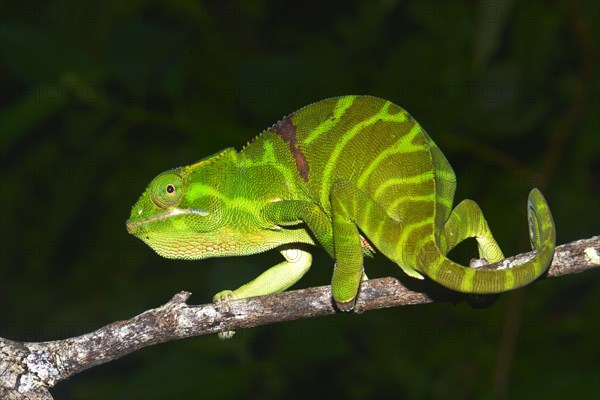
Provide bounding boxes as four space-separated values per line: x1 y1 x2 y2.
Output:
126 208 209 234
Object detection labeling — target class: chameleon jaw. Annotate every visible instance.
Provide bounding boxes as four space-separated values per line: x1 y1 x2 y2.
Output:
126 207 209 234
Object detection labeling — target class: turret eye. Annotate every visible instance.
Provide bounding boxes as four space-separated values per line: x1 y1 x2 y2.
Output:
151 172 183 208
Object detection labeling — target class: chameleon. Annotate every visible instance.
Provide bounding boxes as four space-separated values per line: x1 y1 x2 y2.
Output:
126 95 556 312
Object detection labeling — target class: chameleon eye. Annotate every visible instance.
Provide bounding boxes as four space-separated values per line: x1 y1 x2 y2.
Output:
151 172 182 208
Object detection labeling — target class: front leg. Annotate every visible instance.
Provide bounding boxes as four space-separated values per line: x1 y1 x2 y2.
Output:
261 200 335 257
214 198 333 302
213 247 312 340
213 247 313 303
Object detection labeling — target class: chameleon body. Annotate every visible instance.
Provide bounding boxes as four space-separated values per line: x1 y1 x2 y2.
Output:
127 96 556 311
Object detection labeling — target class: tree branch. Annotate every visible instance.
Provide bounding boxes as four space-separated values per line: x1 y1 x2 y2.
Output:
1 236 598 399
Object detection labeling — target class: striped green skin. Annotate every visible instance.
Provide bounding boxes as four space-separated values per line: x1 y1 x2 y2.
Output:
127 96 556 311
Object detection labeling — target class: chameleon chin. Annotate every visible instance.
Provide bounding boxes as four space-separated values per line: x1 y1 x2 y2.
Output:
127 96 556 312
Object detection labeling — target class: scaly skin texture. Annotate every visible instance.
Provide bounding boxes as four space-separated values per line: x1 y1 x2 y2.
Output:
127 96 556 311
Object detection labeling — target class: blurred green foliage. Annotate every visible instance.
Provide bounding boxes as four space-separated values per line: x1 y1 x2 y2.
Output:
1 0 598 399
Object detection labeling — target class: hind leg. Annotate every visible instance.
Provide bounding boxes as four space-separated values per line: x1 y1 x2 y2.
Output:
442 199 504 263
329 180 421 311
329 181 366 311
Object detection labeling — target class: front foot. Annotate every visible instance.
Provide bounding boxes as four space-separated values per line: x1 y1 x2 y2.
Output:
213 289 237 310
213 290 237 340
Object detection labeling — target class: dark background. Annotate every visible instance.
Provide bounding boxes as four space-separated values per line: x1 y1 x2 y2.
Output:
1 1 598 399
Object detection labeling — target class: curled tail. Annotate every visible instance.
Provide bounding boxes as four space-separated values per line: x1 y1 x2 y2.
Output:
426 188 556 293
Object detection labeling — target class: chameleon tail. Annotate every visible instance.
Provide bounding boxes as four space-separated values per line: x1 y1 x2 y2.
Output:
426 188 556 293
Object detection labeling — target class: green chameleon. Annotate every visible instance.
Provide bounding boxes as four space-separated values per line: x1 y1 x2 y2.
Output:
127 95 556 312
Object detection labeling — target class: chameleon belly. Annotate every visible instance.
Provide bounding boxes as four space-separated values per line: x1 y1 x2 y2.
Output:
128 96 556 311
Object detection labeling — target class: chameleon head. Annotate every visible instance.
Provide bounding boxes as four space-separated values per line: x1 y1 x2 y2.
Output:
126 166 231 259
127 147 292 260
127 168 219 259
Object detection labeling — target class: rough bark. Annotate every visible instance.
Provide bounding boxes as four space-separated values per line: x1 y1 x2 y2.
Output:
1 236 598 399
